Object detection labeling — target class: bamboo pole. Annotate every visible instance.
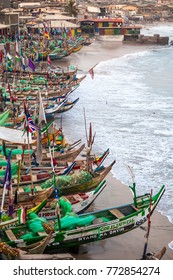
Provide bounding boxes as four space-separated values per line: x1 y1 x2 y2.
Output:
27 133 34 195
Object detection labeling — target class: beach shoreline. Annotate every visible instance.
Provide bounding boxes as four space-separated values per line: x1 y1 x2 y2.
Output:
57 40 173 260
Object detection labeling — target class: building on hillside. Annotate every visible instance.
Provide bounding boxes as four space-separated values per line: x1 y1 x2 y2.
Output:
0 0 10 10
0 24 9 36
0 12 19 34
79 18 141 38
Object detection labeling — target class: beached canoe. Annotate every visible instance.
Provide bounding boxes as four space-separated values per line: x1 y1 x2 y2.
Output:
40 144 85 163
46 98 79 115
38 180 107 219
0 185 165 252
0 199 48 230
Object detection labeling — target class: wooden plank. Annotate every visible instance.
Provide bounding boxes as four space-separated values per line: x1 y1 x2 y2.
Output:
32 174 37 181
109 209 124 219
5 229 17 241
37 232 48 236
16 154 21 160
73 194 83 201
131 205 138 211
20 253 75 260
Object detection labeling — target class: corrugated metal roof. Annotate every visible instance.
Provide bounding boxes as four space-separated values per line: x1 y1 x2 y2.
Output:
43 14 76 20
79 18 123 22
27 20 79 28
19 3 41 8
0 24 9 29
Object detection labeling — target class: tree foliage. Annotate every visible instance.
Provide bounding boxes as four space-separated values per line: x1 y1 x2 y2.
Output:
65 0 79 17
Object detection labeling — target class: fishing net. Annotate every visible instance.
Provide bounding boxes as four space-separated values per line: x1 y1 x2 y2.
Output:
20 232 36 240
54 214 95 230
40 178 53 190
23 86 31 91
1 214 11 222
20 80 27 84
56 171 92 190
26 212 48 233
59 197 72 216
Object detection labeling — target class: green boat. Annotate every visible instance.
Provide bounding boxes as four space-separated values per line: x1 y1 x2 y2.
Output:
0 184 165 253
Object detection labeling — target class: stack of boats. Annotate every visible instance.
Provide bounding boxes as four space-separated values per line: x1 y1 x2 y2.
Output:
0 46 165 260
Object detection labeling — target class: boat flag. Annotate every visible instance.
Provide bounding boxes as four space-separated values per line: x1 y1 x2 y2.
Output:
6 53 14 72
15 40 19 54
36 52 41 63
47 55 52 65
89 67 94 79
24 101 37 134
8 83 13 102
15 52 20 62
44 31 50 40
20 48 26 71
18 206 27 224
36 92 46 163
1 150 14 217
28 57 35 72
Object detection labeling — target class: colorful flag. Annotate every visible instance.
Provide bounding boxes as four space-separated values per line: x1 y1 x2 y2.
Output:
44 31 50 40
28 58 35 72
2 150 14 217
20 48 26 71
6 53 14 72
15 40 19 53
36 52 40 63
89 68 94 79
15 52 20 62
3 150 12 191
8 83 12 102
47 55 51 65
24 101 37 134
18 206 27 224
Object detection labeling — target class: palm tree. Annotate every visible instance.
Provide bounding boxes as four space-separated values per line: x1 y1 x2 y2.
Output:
65 0 79 17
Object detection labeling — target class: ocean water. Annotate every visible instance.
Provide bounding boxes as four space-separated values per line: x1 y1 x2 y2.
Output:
56 24 173 229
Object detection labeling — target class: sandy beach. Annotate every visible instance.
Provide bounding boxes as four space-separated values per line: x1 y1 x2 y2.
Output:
56 39 173 260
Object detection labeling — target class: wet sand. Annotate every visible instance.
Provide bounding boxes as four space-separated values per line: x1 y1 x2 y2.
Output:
56 39 173 260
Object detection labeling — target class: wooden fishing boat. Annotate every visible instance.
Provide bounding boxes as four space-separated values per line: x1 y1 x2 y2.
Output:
27 148 110 173
54 160 115 196
1 180 106 225
44 99 68 115
3 68 77 78
48 53 66 60
0 199 48 230
38 180 107 219
48 98 79 115
0 185 165 252
72 45 83 53
39 51 49 61
0 172 52 190
0 186 54 209
0 161 113 206
41 143 85 163
0 241 74 259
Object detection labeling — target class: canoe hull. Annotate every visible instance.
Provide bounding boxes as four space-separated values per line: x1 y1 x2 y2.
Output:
2 186 165 252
